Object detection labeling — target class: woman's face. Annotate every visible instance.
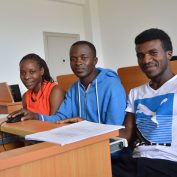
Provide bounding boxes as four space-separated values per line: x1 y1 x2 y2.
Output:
20 59 44 92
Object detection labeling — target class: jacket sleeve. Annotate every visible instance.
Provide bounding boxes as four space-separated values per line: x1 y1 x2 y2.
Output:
105 77 126 125
38 88 73 122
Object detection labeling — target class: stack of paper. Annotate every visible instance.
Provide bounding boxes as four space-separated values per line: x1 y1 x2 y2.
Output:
25 120 124 146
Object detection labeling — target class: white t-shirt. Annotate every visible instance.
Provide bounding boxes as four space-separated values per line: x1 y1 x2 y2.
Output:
126 75 177 162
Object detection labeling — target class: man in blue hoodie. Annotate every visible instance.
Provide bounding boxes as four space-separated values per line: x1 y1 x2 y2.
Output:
10 41 126 125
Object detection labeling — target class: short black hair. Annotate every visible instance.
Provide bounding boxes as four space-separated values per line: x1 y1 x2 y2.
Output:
135 28 173 51
20 53 54 82
70 40 97 57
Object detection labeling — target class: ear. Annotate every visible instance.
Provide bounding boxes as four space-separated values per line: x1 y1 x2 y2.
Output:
167 51 173 61
94 57 98 65
40 67 45 76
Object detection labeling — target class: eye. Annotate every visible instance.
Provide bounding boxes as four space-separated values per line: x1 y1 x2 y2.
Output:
20 71 25 76
81 56 88 61
150 51 158 56
70 57 76 62
30 70 35 74
137 53 144 60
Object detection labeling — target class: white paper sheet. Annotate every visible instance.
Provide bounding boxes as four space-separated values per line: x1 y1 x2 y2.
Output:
25 120 124 146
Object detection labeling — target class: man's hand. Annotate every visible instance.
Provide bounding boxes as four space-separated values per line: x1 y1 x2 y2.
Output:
56 117 83 124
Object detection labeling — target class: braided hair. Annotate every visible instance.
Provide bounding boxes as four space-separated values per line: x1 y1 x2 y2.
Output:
20 53 54 82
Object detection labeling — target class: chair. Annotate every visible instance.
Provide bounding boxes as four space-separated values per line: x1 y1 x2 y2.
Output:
0 82 22 113
56 74 78 92
0 82 14 103
117 60 177 95
170 60 177 73
117 66 148 95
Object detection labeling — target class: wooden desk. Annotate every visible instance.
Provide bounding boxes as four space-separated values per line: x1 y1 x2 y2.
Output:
0 82 22 114
0 101 22 114
0 120 60 136
0 117 24 152
0 120 118 177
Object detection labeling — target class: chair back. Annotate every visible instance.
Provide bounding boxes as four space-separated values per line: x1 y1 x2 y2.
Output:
117 60 177 95
117 66 148 95
170 60 177 74
56 74 78 92
0 82 14 102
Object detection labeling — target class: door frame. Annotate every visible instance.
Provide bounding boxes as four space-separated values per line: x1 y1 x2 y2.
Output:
43 31 80 63
43 32 80 78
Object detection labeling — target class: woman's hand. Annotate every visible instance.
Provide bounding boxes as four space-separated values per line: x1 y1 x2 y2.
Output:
7 108 38 121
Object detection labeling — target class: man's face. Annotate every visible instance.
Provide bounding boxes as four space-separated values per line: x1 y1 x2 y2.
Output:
70 44 97 79
136 39 172 79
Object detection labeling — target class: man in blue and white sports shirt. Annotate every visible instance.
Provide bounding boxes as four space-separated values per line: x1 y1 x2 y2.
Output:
113 28 177 177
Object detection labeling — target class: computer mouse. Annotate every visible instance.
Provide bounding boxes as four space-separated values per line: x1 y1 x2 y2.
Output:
6 114 24 123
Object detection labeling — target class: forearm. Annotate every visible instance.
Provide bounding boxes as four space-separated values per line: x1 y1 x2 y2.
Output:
38 113 63 122
119 127 135 144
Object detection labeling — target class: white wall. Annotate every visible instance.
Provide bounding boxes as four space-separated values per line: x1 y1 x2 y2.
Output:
1 0 177 93
98 0 177 70
0 0 103 93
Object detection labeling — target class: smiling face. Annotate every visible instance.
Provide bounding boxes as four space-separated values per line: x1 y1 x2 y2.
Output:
20 59 44 92
136 39 172 80
70 44 98 84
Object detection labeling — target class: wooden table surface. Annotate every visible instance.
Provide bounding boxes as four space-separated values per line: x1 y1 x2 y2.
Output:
0 119 66 136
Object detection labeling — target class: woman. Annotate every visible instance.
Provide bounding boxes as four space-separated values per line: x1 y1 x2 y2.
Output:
8 53 65 119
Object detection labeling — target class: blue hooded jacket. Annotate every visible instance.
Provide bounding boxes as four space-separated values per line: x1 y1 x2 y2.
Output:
38 67 126 125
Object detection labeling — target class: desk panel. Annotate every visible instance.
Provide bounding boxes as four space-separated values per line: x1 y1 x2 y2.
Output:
0 102 22 114
0 140 112 177
0 120 119 177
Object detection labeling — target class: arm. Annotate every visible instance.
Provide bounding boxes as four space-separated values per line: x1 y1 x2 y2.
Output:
7 93 38 121
119 112 136 144
22 93 27 109
38 85 75 122
105 78 126 125
49 85 65 115
7 86 65 121
7 93 27 118
7 108 38 121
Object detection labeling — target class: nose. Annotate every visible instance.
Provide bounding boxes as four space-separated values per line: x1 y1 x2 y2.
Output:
75 57 83 66
23 73 30 80
143 54 152 63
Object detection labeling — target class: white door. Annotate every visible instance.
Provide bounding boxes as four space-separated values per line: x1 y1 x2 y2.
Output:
44 32 80 81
